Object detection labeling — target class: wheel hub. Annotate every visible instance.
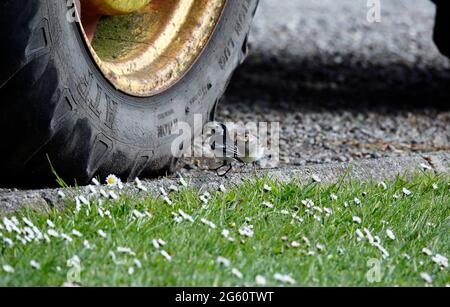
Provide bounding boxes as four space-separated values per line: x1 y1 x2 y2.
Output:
79 0 227 97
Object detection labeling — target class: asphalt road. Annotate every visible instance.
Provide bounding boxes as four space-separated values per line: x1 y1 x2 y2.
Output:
192 0 450 169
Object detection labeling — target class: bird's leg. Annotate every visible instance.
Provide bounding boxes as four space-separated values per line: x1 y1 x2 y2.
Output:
214 161 233 177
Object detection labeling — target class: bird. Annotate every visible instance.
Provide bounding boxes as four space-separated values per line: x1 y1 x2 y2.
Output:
204 122 266 176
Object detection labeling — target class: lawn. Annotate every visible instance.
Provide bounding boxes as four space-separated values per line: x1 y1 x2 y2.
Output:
0 172 449 287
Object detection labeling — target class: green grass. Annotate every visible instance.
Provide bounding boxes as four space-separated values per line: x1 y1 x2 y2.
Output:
0 172 449 287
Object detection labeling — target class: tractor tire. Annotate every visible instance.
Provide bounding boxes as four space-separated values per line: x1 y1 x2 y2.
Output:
0 0 259 186
433 0 450 57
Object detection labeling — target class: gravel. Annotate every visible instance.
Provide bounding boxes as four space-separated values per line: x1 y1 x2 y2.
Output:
179 0 450 171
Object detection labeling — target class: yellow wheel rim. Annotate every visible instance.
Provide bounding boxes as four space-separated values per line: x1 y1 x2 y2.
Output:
80 0 227 97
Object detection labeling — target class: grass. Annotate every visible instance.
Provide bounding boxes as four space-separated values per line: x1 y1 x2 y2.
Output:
0 172 449 287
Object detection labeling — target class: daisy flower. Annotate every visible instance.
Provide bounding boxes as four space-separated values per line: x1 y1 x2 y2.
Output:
152 239 161 249
422 248 433 256
46 220 55 228
432 183 439 190
106 174 121 187
420 163 432 171
216 256 231 267
178 210 194 223
160 250 172 262
117 247 136 256
255 275 267 286
431 254 448 268
92 178 101 186
262 201 274 209
168 185 179 193
311 174 322 183
274 273 296 285
179 175 188 187
47 229 59 238
58 191 66 199
378 182 388 190
239 226 254 238
386 229 396 241
109 191 119 200
232 268 243 279
402 188 412 196
420 272 433 284
98 229 107 239
163 196 173 206
352 216 362 224
201 218 217 229
30 260 41 270
291 241 301 248
61 233 73 243
2 265 14 274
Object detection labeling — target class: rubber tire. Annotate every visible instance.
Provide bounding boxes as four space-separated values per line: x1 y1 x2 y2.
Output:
0 0 259 187
433 0 450 57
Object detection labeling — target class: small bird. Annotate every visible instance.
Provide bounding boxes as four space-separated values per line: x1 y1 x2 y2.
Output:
204 122 265 176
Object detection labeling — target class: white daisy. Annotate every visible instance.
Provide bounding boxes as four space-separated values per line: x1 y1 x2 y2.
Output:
109 191 119 200
316 243 326 252
378 182 388 190
160 250 172 262
179 175 188 187
106 174 120 187
255 275 267 286
239 226 254 238
83 240 92 249
61 233 73 242
355 229 365 241
30 260 41 270
291 241 301 248
431 254 448 268
46 220 55 228
432 183 439 190
352 216 362 224
47 229 59 238
98 229 107 239
262 201 274 209
159 187 168 197
168 185 179 193
92 178 101 186
216 256 231 267
420 272 433 284
402 188 412 196
57 190 66 199
178 210 194 223
163 196 173 206
232 268 243 279
134 258 142 269
420 163 432 171
152 239 160 249
99 189 109 198
303 236 311 247
422 248 433 256
386 229 396 241
311 174 322 183
117 247 136 256
274 273 296 285
201 218 217 229
132 210 146 219
2 265 14 273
